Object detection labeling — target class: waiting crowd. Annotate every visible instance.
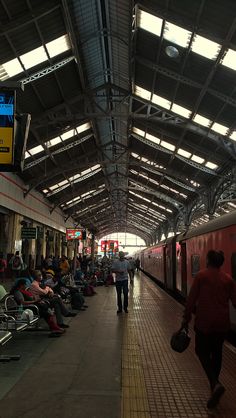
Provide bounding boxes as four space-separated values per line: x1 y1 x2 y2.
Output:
0 253 100 337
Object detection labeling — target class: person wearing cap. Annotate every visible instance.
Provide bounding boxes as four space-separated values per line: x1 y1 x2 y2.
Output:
112 251 131 314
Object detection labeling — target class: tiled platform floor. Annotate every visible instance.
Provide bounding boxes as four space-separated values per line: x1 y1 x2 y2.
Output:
122 272 236 418
0 272 236 418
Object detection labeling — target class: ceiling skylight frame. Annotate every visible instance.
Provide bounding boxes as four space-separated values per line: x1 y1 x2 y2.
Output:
137 9 163 37
164 21 191 48
191 34 221 60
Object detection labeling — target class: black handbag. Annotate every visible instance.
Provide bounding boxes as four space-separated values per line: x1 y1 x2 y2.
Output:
170 327 191 353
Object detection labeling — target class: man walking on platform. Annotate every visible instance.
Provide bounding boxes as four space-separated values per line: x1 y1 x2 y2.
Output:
182 250 236 409
112 251 131 314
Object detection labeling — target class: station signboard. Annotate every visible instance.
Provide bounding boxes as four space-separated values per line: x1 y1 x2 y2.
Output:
21 227 37 239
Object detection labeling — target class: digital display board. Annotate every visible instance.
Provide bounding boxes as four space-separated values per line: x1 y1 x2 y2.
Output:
0 90 15 165
66 229 83 241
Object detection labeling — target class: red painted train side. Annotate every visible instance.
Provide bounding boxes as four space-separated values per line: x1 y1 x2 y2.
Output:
138 211 236 330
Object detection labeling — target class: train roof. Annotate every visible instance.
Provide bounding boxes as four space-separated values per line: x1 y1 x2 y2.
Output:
178 210 236 241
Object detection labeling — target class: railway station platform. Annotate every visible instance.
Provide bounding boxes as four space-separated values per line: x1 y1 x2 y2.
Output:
0 272 236 418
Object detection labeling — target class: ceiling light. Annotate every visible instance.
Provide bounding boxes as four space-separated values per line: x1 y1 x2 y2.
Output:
165 45 179 58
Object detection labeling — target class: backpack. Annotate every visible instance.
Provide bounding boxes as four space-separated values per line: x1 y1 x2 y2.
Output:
12 256 21 269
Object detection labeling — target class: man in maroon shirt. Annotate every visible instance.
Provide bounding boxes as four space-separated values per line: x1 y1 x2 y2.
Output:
183 250 236 409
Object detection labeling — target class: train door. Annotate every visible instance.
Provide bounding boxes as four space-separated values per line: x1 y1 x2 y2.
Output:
163 246 167 288
176 241 187 297
181 242 187 297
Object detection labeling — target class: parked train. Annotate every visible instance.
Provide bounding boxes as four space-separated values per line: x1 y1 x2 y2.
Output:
137 210 236 330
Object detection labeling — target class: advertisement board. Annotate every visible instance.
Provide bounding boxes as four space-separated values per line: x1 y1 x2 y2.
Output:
66 229 83 241
101 240 119 251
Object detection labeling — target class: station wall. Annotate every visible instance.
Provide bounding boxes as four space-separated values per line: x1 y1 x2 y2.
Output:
0 172 74 232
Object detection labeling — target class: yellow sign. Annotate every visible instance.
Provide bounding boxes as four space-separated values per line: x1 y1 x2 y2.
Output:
0 127 14 164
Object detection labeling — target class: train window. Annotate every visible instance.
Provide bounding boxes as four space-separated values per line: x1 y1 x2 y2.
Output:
191 254 200 277
231 253 236 281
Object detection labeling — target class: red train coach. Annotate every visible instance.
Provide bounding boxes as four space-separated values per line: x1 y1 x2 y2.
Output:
177 211 236 298
139 210 236 330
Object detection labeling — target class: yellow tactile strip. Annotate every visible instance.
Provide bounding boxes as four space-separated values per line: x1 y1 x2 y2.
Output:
130 274 236 417
121 317 151 418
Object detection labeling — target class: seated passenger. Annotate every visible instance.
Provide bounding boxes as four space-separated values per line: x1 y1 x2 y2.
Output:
29 270 76 328
45 270 88 311
14 268 34 288
11 279 64 336
59 255 70 276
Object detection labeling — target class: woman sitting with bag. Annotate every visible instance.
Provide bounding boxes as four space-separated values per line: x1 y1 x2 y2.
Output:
11 279 65 337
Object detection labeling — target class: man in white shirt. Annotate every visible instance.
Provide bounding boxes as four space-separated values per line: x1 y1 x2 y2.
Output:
112 251 131 314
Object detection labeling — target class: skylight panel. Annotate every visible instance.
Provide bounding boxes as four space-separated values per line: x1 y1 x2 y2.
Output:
177 148 191 158
46 136 61 148
76 122 91 134
24 151 31 159
43 189 49 194
221 48 236 70
160 140 175 151
0 58 23 80
191 154 204 164
61 129 75 141
172 103 191 118
230 131 236 141
205 161 218 170
228 202 236 208
66 196 81 206
164 21 191 48
134 85 151 101
146 133 161 144
58 180 68 187
131 152 139 159
20 46 48 69
29 145 44 155
211 122 228 136
137 10 163 37
49 184 59 191
191 35 220 60
139 173 149 179
69 173 81 181
193 114 212 127
46 35 70 58
133 127 145 137
152 94 171 110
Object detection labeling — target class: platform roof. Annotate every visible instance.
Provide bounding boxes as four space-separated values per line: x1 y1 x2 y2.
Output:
1 0 236 244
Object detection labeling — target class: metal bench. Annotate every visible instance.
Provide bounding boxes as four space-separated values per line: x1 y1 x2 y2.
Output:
0 328 20 362
1 296 40 330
